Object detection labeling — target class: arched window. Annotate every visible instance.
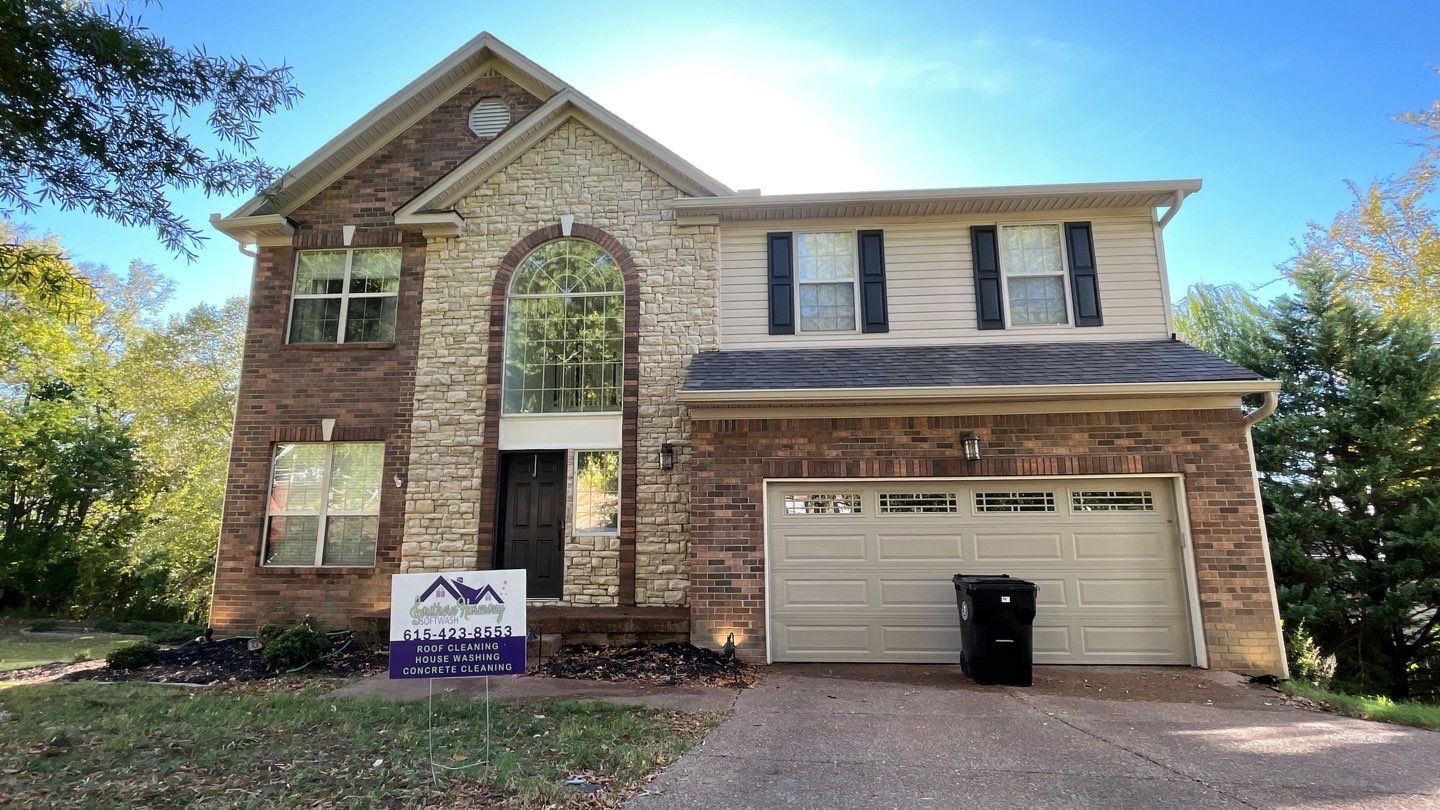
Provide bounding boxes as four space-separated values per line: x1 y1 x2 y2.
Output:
502 239 624 413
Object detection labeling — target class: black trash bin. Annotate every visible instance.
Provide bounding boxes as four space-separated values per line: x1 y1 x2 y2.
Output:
953 573 1038 686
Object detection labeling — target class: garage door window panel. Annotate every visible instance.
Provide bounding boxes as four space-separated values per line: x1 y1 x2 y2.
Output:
784 493 862 515
974 491 1057 513
1071 490 1155 512
878 492 959 514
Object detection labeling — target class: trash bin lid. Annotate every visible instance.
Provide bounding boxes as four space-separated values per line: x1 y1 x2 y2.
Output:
952 573 1038 590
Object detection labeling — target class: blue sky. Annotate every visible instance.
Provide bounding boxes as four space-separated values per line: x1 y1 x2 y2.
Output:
16 0 1440 312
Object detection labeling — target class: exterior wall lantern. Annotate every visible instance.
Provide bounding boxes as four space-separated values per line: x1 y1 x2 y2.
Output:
963 433 982 462
658 442 676 470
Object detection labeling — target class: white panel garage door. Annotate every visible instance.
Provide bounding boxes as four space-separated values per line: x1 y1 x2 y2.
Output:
767 478 1195 665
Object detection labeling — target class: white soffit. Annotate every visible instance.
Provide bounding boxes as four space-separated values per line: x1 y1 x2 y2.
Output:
670 179 1203 224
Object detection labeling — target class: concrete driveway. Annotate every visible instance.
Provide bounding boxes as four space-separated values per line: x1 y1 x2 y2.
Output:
629 665 1440 809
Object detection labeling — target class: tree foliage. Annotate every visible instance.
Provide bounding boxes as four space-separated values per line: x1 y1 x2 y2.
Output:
1177 266 1440 700
0 224 243 621
1300 71 1440 325
0 0 300 259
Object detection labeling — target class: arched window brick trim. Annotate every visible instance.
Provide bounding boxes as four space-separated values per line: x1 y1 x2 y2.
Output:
477 224 640 605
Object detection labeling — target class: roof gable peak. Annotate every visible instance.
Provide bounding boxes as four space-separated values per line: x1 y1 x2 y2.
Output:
221 32 571 222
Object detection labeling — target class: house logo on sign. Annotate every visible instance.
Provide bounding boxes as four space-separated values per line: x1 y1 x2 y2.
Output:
417 575 505 605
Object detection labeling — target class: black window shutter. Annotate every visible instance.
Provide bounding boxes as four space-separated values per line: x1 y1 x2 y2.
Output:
1064 222 1103 327
857 229 889 333
766 232 795 335
970 226 1005 330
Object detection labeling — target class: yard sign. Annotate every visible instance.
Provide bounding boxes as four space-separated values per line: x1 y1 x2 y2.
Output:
388 570 527 679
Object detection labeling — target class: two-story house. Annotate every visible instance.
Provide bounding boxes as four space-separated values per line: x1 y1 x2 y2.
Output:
211 33 1286 674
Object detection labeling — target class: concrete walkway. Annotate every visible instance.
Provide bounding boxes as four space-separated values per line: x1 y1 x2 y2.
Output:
333 672 741 712
629 665 1440 809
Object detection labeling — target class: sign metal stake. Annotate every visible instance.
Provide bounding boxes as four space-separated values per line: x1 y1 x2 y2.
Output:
392 569 526 787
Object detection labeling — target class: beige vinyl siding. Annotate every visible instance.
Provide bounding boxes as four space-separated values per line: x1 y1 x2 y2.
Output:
719 209 1172 348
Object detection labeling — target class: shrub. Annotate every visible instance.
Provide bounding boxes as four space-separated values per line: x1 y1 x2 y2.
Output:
256 623 285 644
1287 622 1337 688
106 640 161 670
28 619 59 632
262 625 328 671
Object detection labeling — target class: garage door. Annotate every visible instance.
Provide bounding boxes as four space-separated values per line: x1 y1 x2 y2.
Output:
767 478 1195 665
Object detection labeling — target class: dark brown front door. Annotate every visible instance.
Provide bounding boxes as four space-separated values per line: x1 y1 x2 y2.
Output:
499 451 565 599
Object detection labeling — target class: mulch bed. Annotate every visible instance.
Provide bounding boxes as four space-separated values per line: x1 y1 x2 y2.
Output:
63 635 387 686
533 642 757 687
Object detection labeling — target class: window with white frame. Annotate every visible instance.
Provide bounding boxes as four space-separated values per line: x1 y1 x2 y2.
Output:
1000 225 1068 326
288 248 401 343
503 239 624 414
795 232 858 332
574 450 620 533
264 442 383 566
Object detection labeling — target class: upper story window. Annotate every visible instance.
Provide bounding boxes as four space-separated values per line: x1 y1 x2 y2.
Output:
288 248 401 343
1000 225 1069 326
502 239 624 414
264 442 383 567
796 232 858 332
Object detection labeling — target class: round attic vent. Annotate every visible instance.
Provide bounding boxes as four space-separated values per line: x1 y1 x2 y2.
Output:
468 97 511 138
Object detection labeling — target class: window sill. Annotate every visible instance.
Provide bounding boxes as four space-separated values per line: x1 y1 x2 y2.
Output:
283 341 397 351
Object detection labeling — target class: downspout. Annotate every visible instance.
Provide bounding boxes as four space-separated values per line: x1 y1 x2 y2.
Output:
1242 389 1289 678
1157 189 1188 230
1242 389 1278 427
206 237 258 636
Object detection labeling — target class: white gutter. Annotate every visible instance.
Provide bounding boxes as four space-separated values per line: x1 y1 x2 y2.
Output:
1157 189 1189 229
679 378 1281 406
671 178 1203 213
1242 390 1279 427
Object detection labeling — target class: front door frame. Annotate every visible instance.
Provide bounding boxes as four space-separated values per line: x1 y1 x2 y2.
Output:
496 450 567 600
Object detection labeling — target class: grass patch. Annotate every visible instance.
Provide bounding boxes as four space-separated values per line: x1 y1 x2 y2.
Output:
0 628 145 672
0 682 722 806
1284 681 1440 732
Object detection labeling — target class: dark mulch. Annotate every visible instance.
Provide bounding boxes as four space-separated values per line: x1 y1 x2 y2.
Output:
65 634 387 685
534 642 757 687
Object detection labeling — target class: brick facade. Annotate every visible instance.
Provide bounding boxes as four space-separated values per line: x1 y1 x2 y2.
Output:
687 408 1285 673
209 73 545 633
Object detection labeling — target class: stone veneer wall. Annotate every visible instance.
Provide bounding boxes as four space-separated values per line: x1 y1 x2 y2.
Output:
403 120 718 607
687 408 1287 674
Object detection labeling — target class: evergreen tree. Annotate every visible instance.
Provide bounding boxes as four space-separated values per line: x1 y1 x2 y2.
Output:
1248 263 1440 698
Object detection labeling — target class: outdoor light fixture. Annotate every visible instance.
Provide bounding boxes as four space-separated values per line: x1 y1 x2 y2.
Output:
963 433 982 461
658 442 675 470
723 632 736 659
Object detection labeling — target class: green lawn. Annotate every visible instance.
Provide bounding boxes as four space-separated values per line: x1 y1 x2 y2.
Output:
1284 681 1440 732
0 682 722 807
0 626 145 672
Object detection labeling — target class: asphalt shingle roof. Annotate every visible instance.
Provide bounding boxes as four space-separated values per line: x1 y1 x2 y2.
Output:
682 340 1266 392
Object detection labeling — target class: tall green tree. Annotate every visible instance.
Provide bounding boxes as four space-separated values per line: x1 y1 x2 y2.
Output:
0 0 300 260
1186 265 1440 699
0 228 244 621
